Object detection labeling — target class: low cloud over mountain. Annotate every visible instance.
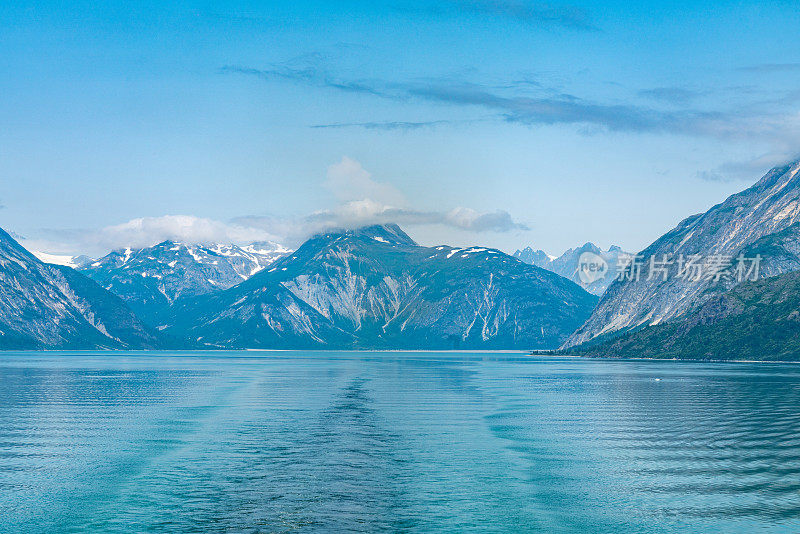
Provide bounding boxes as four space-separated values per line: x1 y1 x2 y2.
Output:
30 157 528 256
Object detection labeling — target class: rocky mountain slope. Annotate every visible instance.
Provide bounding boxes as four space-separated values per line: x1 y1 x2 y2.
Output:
80 240 289 321
570 270 800 361
565 160 800 348
0 227 162 349
514 243 629 295
161 224 598 350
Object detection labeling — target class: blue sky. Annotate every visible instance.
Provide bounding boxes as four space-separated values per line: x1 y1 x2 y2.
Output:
2 0 800 256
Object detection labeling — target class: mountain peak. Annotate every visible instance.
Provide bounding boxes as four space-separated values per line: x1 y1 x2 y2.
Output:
751 159 800 191
513 247 554 267
354 223 417 245
514 240 633 296
565 160 800 348
316 223 417 246
81 238 290 318
161 224 596 350
576 242 601 254
0 226 161 349
0 227 41 263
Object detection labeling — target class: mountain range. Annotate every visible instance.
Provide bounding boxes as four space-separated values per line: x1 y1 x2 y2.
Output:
79 240 290 320
514 243 630 295
566 160 800 358
0 228 162 350
159 224 598 350
8 159 800 357
3 224 596 350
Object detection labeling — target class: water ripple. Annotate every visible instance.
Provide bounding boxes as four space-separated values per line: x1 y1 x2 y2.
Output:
1 353 800 532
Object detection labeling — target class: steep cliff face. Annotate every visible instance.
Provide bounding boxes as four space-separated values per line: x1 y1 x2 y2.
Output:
81 240 289 321
0 227 161 349
162 224 598 349
565 161 800 347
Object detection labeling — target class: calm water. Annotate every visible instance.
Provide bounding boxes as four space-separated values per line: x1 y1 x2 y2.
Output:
1 352 800 533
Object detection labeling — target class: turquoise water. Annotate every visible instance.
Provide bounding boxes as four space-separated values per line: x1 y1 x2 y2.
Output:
1 352 800 533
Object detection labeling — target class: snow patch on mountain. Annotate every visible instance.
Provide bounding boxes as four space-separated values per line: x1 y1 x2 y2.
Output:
161 224 598 350
32 252 94 269
80 239 291 321
514 243 631 295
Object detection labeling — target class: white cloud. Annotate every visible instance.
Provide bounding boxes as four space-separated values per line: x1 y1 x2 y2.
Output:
311 158 527 232
97 215 278 247
445 207 527 232
32 158 529 256
30 215 282 256
324 156 406 206
236 199 529 243
304 201 528 232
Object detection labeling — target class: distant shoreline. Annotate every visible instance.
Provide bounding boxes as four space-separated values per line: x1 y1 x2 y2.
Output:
0 349 796 363
546 353 800 364
0 348 531 354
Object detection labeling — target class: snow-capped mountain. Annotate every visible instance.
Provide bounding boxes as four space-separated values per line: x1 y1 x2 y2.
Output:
80 240 290 321
514 243 630 295
565 159 800 348
161 224 598 350
32 251 94 269
513 247 556 268
0 227 161 349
